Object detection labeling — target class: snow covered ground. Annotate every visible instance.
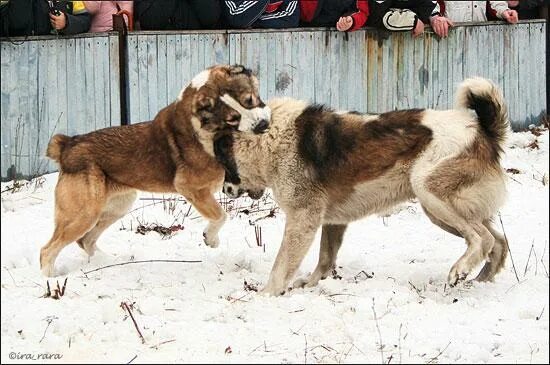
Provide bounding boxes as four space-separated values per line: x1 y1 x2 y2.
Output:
1 128 548 364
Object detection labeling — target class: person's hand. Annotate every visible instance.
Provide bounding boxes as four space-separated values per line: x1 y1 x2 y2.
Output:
49 12 67 30
336 16 353 32
502 9 518 23
412 19 425 37
430 15 453 38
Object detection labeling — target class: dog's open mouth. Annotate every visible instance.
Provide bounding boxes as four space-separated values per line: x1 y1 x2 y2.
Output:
225 118 240 127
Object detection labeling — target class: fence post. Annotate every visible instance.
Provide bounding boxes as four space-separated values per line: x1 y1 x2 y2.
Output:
113 14 129 125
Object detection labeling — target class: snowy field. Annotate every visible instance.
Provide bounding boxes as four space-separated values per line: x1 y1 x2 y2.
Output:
1 128 548 363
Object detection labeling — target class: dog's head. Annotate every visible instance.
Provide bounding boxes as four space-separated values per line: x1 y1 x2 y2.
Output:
180 65 271 135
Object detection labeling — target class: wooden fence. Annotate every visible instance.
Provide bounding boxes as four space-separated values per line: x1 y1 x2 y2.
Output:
0 32 121 180
1 20 547 180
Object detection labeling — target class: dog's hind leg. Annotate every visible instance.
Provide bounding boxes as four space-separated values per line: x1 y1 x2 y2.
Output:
40 171 106 276
293 224 347 289
423 206 497 267
77 190 137 256
416 193 486 286
461 221 496 272
422 206 462 237
261 209 323 296
475 220 508 282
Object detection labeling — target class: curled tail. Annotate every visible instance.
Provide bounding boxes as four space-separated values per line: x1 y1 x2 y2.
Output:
455 77 509 150
46 134 70 163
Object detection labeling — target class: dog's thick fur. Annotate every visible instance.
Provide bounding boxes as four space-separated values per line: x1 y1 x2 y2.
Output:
40 64 271 277
220 78 509 296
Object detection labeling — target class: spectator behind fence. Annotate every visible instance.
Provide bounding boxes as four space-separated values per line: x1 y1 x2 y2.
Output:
367 0 452 38
299 0 369 32
135 0 220 30
83 1 133 32
507 0 547 20
222 0 299 29
0 0 90 37
440 1 518 23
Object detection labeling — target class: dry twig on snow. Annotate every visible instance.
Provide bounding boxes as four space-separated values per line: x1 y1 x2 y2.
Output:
121 301 145 344
82 259 201 275
42 278 67 300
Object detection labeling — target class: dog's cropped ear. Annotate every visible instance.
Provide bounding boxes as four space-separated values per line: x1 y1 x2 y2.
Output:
228 64 252 77
193 92 216 113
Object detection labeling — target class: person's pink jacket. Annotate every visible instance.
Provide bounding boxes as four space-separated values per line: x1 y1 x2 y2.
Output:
83 1 133 32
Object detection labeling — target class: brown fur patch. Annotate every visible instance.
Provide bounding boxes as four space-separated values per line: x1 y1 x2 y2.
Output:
425 134 502 199
296 107 433 193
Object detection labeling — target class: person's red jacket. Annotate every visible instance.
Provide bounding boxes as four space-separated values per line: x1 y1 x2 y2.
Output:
300 0 369 31
350 0 370 30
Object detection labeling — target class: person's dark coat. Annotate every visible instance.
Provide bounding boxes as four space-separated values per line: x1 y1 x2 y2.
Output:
0 0 90 37
499 0 546 20
134 0 221 30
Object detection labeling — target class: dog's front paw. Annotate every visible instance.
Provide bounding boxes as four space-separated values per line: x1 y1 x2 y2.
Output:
203 230 220 248
293 276 323 289
292 271 325 289
292 277 309 289
258 284 286 297
41 263 56 277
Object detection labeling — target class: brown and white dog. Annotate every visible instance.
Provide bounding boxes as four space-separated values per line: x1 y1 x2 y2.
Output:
40 64 271 277
218 78 509 296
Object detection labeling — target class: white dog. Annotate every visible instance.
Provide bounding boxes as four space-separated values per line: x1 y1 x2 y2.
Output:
218 78 509 296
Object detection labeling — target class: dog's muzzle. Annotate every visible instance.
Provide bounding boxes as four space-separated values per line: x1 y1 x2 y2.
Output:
247 188 265 200
250 105 271 134
223 182 244 199
220 94 272 134
253 119 270 134
223 182 265 200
